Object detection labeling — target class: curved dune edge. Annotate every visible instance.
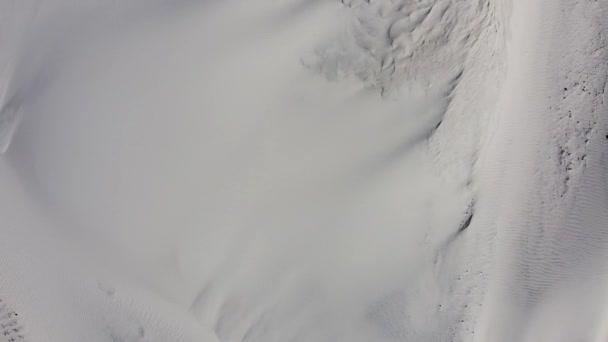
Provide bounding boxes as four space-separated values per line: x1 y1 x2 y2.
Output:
0 0 607 341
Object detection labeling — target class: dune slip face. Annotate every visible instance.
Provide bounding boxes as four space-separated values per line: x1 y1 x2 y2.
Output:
0 0 607 341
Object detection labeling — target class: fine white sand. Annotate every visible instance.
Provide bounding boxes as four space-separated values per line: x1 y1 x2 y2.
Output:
0 0 606 341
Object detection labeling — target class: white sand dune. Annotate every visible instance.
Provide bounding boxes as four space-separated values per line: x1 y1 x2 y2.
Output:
0 0 606 341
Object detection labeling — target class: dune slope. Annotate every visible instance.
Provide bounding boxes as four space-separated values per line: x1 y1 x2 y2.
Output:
0 0 606 341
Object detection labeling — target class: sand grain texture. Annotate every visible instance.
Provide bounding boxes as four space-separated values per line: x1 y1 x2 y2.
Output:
0 0 607 341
